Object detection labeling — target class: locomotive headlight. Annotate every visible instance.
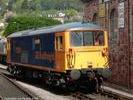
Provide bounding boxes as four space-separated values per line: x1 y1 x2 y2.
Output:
70 69 81 80
101 68 112 78
97 68 112 78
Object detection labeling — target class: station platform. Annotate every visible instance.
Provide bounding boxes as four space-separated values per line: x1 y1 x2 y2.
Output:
0 64 7 70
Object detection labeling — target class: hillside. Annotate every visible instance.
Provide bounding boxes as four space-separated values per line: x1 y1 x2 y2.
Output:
0 0 83 13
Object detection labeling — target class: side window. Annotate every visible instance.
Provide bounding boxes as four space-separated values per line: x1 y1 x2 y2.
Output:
32 36 41 50
55 36 63 51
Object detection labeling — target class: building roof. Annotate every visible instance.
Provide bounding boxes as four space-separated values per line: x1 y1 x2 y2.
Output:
8 22 103 38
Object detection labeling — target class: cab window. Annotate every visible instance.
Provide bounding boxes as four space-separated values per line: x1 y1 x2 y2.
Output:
94 32 104 46
71 32 83 46
83 32 93 46
70 31 104 47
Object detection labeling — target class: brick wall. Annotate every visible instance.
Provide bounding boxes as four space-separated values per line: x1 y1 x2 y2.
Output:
129 0 133 88
109 0 130 88
83 0 98 22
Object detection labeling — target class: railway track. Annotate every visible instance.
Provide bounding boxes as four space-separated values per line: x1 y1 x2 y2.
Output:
0 73 39 100
71 92 96 100
0 66 132 100
71 92 116 100
102 88 133 100
71 88 132 100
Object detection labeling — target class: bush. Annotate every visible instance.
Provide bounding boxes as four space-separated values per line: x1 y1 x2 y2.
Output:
3 16 61 36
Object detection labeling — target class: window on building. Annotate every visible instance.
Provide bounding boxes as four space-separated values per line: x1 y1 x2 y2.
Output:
110 9 118 43
92 13 98 24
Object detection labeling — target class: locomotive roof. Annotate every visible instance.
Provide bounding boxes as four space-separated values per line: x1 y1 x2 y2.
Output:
8 22 103 38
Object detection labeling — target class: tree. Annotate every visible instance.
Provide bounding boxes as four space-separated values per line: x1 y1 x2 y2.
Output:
65 9 78 20
3 16 61 36
21 0 29 10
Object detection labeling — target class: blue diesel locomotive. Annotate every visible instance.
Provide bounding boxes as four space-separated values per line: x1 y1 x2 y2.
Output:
7 22 110 92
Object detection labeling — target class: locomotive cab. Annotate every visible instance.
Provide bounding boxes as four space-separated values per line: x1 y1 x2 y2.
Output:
55 29 110 91
66 30 108 70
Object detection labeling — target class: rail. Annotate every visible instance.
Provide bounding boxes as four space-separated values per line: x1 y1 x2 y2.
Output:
71 87 133 100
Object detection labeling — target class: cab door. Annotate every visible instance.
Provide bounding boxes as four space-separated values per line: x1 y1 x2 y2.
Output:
55 33 65 72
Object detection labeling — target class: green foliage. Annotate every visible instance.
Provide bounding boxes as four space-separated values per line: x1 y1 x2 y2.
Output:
13 0 83 13
65 9 78 19
0 0 8 16
3 16 61 36
0 0 83 36
40 0 83 11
